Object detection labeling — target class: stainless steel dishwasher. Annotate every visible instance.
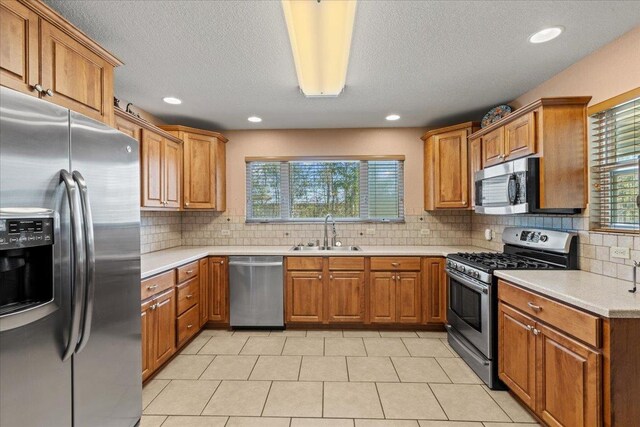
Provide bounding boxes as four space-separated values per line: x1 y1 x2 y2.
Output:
228 256 284 328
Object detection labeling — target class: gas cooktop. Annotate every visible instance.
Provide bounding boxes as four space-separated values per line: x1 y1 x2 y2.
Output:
448 252 556 273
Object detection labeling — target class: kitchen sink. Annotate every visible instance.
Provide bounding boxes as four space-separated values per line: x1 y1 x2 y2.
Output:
290 245 361 252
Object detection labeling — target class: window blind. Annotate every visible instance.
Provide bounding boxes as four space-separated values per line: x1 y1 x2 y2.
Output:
591 97 640 231
246 158 404 222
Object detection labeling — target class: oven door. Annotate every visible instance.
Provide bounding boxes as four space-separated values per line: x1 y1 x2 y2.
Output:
446 268 492 358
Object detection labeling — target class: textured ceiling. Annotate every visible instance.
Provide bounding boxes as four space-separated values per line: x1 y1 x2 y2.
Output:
46 1 640 130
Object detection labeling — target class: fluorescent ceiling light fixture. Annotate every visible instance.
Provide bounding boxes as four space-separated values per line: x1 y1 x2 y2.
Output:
162 96 182 105
282 0 357 97
528 26 563 44
247 116 262 123
386 114 400 121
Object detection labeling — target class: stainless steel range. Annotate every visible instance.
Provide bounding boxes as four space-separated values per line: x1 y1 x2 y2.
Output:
445 227 577 389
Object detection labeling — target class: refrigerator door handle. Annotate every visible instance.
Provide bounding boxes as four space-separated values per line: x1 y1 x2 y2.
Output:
60 170 86 362
73 171 96 354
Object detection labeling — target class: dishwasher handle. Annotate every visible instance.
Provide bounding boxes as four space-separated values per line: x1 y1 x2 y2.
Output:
228 261 284 267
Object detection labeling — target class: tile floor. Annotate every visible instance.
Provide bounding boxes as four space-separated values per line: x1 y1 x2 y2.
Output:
142 330 540 427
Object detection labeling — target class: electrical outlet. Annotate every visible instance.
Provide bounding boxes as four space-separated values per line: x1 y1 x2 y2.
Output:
220 229 231 236
610 246 630 259
420 228 431 236
366 228 376 235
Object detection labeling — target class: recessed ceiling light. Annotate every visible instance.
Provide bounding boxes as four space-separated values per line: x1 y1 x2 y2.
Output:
386 114 401 121
248 116 262 123
162 96 182 105
528 26 563 44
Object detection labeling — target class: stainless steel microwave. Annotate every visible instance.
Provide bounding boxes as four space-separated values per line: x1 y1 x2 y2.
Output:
474 157 581 215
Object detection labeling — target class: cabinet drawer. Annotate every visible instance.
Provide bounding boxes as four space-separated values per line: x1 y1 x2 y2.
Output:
287 257 323 271
177 304 199 346
177 261 199 283
329 257 365 271
176 277 199 315
498 280 601 347
370 257 421 271
141 270 175 300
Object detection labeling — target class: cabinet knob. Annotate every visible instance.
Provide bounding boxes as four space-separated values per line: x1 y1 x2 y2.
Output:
533 328 540 336
187 324 193 329
147 284 158 290
150 304 157 310
33 84 44 94
527 302 542 312
44 88 54 97
186 270 194 274
318 275 322 280
329 275 333 280
220 260 224 264
186 294 193 299
391 262 400 267
525 325 533 331
185 201 190 206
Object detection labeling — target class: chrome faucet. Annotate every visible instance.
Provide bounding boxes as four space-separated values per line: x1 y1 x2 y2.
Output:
631 261 638 293
324 214 336 248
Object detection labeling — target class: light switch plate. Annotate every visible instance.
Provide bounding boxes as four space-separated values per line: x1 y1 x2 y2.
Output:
610 246 630 259
366 228 376 235
420 228 431 236
220 229 231 236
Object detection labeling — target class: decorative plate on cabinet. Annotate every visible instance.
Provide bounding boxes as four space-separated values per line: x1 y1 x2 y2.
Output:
481 104 512 128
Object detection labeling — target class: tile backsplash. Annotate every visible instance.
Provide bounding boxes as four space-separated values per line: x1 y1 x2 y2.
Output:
181 211 471 247
141 209 639 283
472 211 640 281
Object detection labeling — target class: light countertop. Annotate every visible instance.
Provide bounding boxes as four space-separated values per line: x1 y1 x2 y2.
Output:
495 270 640 319
141 245 486 279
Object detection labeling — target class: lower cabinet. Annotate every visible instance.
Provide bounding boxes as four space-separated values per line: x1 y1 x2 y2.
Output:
422 257 447 324
140 299 154 381
141 288 176 381
285 270 324 323
199 258 209 327
327 271 365 323
207 257 228 323
498 281 602 427
369 271 421 324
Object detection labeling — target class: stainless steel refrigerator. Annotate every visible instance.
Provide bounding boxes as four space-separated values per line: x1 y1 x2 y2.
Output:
0 86 142 427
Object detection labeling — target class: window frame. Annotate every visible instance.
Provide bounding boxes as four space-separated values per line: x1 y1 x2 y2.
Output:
245 155 405 224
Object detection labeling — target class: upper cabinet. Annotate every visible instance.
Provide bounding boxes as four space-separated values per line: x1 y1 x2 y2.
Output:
115 110 183 210
0 0 121 125
469 97 591 210
160 125 228 211
422 122 479 210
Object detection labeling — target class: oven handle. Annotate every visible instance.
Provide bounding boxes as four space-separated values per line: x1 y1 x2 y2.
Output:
446 268 488 294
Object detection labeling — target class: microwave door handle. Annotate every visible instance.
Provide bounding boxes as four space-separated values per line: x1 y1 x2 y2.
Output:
60 170 85 362
73 171 95 354
507 174 518 205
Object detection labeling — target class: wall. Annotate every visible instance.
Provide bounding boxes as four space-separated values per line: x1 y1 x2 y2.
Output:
140 211 182 254
472 26 640 280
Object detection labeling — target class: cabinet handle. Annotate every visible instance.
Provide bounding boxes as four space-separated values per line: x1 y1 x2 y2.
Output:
147 284 158 290
185 202 190 206
187 324 193 329
533 328 540 336
220 260 224 264
186 294 193 299
318 275 322 280
525 325 533 331
527 302 542 312
186 270 194 274
150 304 157 310
44 88 54 97
33 84 44 94
329 275 333 280
391 262 400 267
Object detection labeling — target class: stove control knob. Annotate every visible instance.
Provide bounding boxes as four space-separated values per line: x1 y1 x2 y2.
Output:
458 265 466 273
447 261 453 267
540 235 548 242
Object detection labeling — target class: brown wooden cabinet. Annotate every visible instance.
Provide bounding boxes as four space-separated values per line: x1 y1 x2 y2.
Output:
327 271 365 323
369 271 421 325
150 288 176 371
422 122 480 211
396 272 421 324
140 299 154 381
140 128 182 210
422 257 447 324
207 257 228 323
498 280 603 427
286 270 324 323
199 258 209 328
470 98 591 210
160 125 228 211
469 137 482 207
0 0 121 124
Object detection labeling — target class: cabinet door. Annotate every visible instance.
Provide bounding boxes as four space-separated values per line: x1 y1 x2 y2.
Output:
208 257 227 322
327 271 365 323
498 302 536 408
0 0 39 96
482 127 505 167
369 272 396 323
141 299 154 381
163 139 182 209
422 257 447 324
504 111 536 161
40 20 113 124
183 133 216 209
469 137 482 208
141 130 164 208
215 138 226 211
536 323 601 427
434 129 469 209
199 258 209 327
286 270 324 323
396 272 421 324
153 289 176 368
115 114 140 141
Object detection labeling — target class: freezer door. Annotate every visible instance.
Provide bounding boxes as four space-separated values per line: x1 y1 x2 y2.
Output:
0 87 73 427
70 112 141 427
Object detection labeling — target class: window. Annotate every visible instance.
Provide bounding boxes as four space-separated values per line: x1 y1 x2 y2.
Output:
246 157 404 222
591 96 640 231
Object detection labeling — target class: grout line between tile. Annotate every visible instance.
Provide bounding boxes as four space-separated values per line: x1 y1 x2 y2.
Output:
426 382 450 421
199 379 223 416
373 382 386 420
260 380 274 416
